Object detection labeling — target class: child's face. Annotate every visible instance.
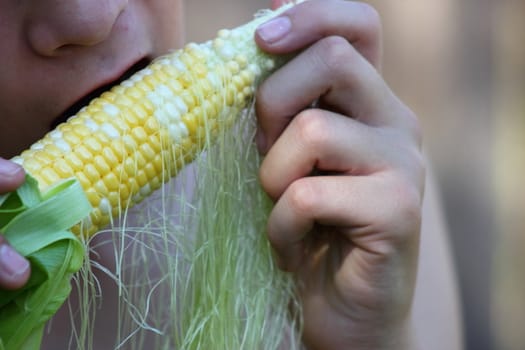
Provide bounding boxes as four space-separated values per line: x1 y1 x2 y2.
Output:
0 0 184 158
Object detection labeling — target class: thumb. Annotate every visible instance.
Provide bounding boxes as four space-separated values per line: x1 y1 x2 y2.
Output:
0 158 25 193
0 236 31 290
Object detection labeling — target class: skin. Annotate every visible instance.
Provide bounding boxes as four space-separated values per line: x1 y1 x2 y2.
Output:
257 1 421 348
0 0 185 158
0 0 463 349
0 0 184 287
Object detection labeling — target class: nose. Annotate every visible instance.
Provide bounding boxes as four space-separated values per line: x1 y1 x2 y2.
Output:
25 0 128 56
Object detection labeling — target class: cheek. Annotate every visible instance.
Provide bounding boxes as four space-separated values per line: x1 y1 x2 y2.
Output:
0 72 43 124
0 85 57 157
144 0 185 54
0 54 75 156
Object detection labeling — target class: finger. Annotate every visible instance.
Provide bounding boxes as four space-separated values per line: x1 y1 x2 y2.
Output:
0 158 25 193
266 174 421 272
255 37 415 153
258 0 382 68
0 236 31 290
259 109 399 200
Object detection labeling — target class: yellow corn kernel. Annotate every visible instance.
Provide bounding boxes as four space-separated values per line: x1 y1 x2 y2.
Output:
75 145 93 163
74 172 91 190
53 159 75 178
93 156 111 177
40 167 61 185
103 173 120 192
84 164 101 184
139 143 156 162
12 5 292 235
94 180 109 198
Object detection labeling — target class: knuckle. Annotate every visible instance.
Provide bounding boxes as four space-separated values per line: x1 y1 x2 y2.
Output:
386 104 423 150
355 2 382 36
389 178 422 243
315 36 356 76
286 178 319 216
294 109 331 150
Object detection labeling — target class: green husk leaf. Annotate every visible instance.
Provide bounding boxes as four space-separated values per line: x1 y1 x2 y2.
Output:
3 178 90 256
0 175 91 350
15 175 41 208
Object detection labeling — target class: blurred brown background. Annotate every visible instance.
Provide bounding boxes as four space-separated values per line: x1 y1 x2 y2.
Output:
186 1 524 349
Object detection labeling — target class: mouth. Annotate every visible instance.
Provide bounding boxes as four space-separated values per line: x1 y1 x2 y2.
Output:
50 57 151 129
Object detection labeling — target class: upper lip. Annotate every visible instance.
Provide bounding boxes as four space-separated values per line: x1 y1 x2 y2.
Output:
50 57 151 129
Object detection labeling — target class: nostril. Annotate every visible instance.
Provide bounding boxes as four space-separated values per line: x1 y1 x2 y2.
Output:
53 44 85 56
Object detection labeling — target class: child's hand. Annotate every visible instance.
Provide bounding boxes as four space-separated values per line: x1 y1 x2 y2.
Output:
0 158 30 290
255 1 423 349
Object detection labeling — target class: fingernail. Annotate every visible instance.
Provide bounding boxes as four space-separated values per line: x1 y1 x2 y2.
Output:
0 244 30 279
257 16 292 44
0 158 23 178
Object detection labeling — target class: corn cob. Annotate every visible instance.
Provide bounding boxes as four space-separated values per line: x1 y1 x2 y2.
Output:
11 5 295 237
